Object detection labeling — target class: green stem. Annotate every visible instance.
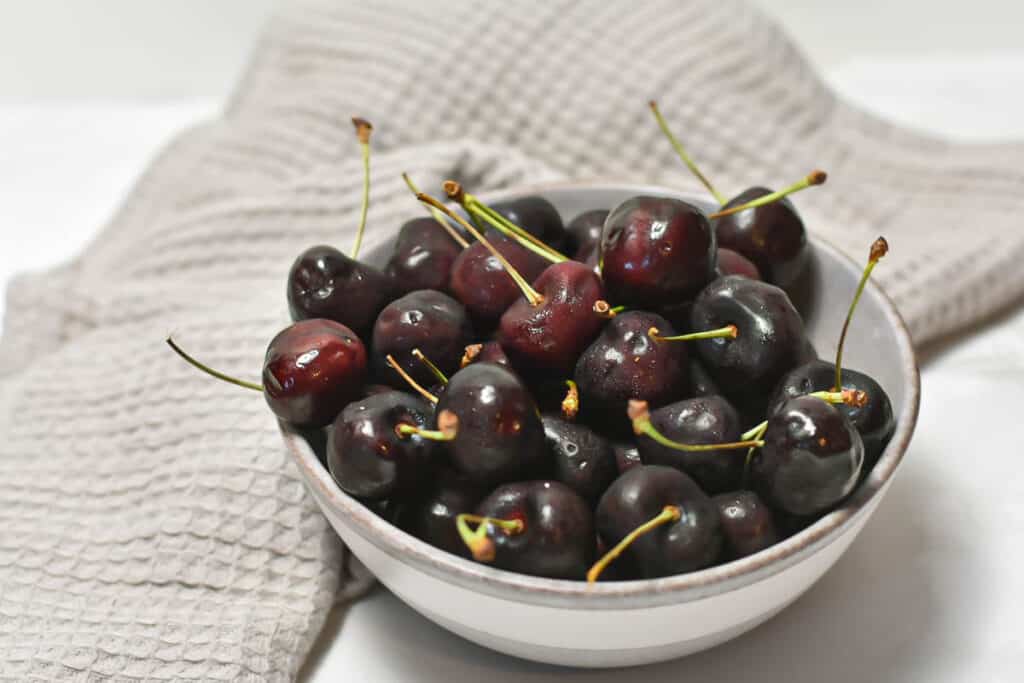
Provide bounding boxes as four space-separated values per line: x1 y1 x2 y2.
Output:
456 513 523 562
412 348 448 385
166 338 263 392
635 419 764 452
395 423 453 441
648 324 737 342
648 100 726 205
465 196 569 264
709 170 827 219
587 505 681 583
835 237 888 391
401 173 469 248
385 354 438 404
350 118 373 259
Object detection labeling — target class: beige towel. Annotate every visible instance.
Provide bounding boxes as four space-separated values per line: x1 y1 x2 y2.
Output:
2 0 1017 679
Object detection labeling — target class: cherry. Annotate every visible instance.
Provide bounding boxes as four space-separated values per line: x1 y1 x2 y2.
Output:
750 395 865 516
590 465 722 581
386 217 465 295
461 341 511 368
396 471 485 558
614 442 642 474
542 415 618 503
690 275 809 397
371 290 473 389
491 196 569 251
600 195 716 306
716 247 762 280
497 260 606 373
448 233 548 326
412 362 547 486
689 357 722 397
565 209 608 262
287 119 396 336
633 395 746 494
326 391 435 499
712 490 779 559
573 311 689 434
460 481 595 579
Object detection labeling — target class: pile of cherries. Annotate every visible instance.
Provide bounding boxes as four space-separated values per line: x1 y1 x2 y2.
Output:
170 107 895 583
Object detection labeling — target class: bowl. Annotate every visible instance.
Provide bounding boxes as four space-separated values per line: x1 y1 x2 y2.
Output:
279 181 920 667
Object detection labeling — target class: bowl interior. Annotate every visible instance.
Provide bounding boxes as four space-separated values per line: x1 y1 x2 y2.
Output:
285 181 920 606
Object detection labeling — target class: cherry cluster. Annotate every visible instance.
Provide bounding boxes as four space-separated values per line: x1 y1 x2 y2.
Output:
170 107 895 582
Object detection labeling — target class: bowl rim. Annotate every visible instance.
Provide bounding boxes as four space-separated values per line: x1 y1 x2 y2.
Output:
279 180 921 609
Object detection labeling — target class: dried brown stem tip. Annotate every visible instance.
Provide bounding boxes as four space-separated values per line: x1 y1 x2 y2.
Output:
467 536 496 562
808 169 828 185
870 237 889 263
460 343 482 368
842 389 869 408
593 300 615 318
437 409 459 439
443 180 465 202
627 400 651 432
352 117 373 144
562 381 580 420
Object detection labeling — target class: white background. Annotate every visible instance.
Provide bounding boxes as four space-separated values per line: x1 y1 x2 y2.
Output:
1 2 1023 681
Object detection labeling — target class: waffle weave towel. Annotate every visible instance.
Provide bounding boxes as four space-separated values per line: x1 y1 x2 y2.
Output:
2 0 1019 680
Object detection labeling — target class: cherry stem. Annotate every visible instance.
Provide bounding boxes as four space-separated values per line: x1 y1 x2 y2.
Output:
648 324 737 342
411 348 448 384
709 170 828 219
562 380 580 420
835 237 888 392
456 513 524 562
165 337 263 392
444 181 568 264
417 192 545 306
350 117 373 259
593 301 625 319
738 389 869 441
401 172 469 248
460 343 482 368
587 505 682 584
386 354 438 404
628 400 764 451
742 421 769 487
648 100 726 206
395 409 458 441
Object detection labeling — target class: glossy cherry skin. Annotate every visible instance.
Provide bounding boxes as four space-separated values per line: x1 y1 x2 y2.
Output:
475 481 595 579
386 217 463 295
689 357 722 397
371 290 473 389
435 362 547 486
326 391 435 500
614 442 642 474
712 490 779 559
690 275 809 397
595 465 722 579
492 196 568 251
497 261 606 373
716 248 762 280
600 196 716 307
542 415 618 503
449 233 548 327
637 396 745 494
574 311 689 435
287 245 395 336
565 209 608 261
464 341 511 368
262 318 367 427
768 360 895 473
713 188 808 291
751 395 865 516
396 471 485 558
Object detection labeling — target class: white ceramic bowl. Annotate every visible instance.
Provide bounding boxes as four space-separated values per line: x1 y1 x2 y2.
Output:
280 182 920 667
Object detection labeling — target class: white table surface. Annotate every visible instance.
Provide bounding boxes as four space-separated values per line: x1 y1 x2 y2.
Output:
3 57 1024 682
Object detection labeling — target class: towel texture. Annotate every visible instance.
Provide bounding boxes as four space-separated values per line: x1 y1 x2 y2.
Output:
2 0 1019 680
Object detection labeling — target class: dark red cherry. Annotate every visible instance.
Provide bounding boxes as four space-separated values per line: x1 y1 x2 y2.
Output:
542 415 618 503
371 290 472 389
636 396 745 494
449 233 548 327
396 472 485 558
497 261 605 373
385 217 463 295
262 319 367 427
688 357 722 397
713 187 808 291
768 360 895 473
716 247 762 280
461 341 511 368
614 442 642 474
574 311 689 434
491 196 568 251
595 465 722 579
565 209 608 261
712 490 779 559
287 245 396 336
326 391 435 499
751 395 865 516
690 275 809 397
600 196 716 306
474 481 595 579
435 362 546 485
